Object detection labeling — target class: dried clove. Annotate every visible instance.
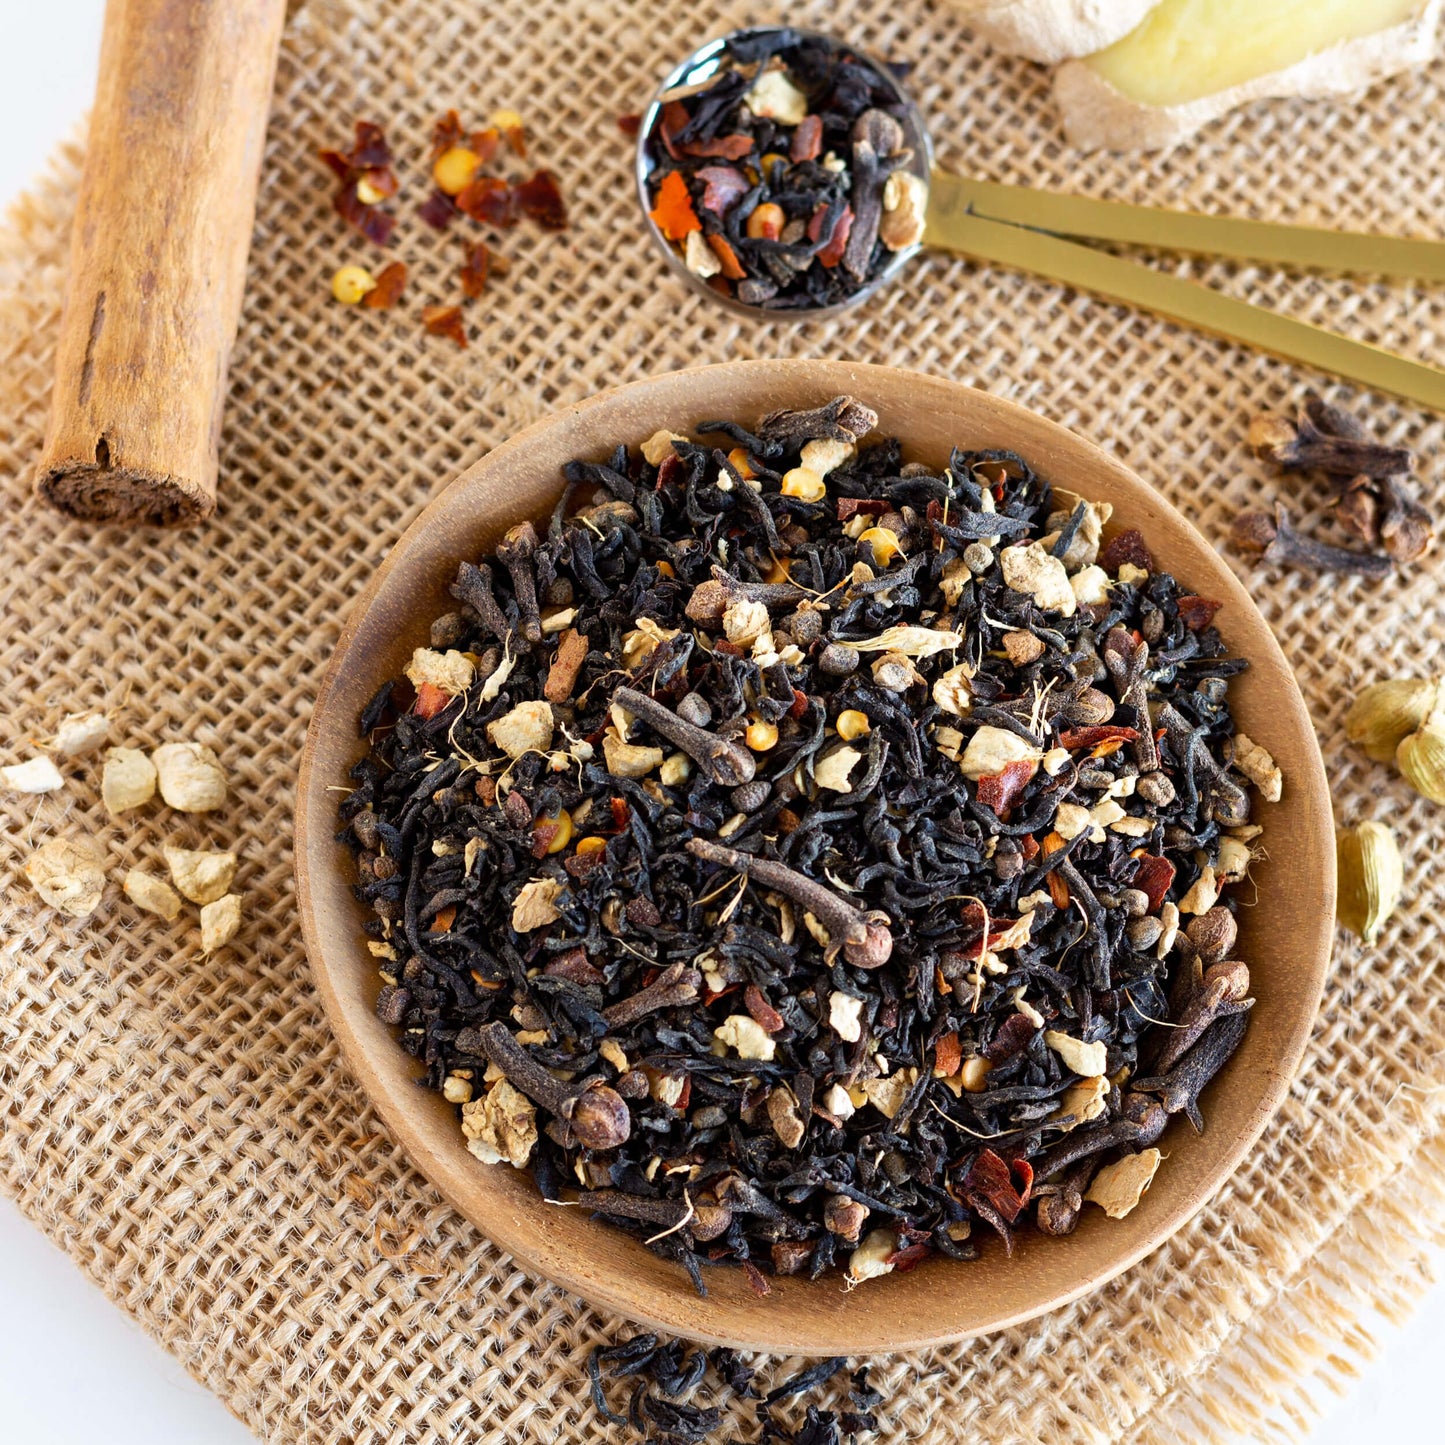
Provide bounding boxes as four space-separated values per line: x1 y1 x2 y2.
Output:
496 520 543 643
1249 404 1413 479
603 963 702 1028
475 1022 631 1150
1133 1009 1249 1131
613 686 756 787
1231 506 1393 578
687 837 894 969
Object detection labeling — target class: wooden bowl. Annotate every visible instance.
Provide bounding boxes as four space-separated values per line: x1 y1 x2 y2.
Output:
295 360 1333 1353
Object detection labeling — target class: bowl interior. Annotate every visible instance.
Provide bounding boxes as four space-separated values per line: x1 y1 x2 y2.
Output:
295 359 1333 1353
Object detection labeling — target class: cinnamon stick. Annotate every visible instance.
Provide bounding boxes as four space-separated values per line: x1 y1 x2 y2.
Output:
36 0 289 525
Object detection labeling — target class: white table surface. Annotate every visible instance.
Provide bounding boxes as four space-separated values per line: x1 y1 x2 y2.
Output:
4 6 1443 1442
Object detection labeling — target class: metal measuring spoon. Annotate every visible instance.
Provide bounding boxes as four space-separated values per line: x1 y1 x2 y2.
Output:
636 26 1445 408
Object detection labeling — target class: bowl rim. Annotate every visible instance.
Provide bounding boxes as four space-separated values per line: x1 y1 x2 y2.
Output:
295 359 1334 1352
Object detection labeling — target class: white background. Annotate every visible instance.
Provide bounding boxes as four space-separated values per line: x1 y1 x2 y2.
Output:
3 5 1444 1442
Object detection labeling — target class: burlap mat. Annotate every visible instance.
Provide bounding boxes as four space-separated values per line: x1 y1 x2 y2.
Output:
3 1 1445 1440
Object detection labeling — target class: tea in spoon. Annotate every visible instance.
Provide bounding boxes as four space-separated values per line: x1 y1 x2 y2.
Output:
637 26 1445 409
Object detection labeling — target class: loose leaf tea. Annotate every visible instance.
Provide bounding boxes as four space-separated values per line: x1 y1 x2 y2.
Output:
339 395 1276 1293
640 31 931 310
586 1336 878 1445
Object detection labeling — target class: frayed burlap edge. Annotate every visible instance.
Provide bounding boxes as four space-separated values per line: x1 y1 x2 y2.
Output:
5 1 1445 1439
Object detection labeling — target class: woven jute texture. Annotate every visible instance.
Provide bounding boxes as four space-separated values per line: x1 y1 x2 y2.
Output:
3 1 1445 1440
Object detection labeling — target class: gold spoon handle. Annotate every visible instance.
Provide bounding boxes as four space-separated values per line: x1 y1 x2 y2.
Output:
924 181 1445 412
938 173 1445 283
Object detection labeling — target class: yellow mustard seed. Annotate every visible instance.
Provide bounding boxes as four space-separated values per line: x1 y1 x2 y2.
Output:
331 265 378 305
433 146 482 197
745 719 779 752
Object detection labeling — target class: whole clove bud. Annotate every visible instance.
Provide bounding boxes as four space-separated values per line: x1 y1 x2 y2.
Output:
1185 906 1237 965
824 1193 870 1243
1231 505 1393 578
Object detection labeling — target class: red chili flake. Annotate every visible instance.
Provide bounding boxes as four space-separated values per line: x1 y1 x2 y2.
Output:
886 1241 933 1273
531 819 560 858
809 202 854 269
495 115 527 157
712 638 745 658
617 113 642 138
790 113 823 162
671 1076 692 1112
459 242 491 299
933 1031 962 1077
696 164 751 215
741 1261 772 1298
457 175 517 227
418 189 458 231
961 1149 1030 1224
609 797 630 833
333 185 396 246
430 905 457 934
679 133 755 160
657 100 690 160
744 984 785 1034
705 234 746 280
835 497 889 521
1177 595 1223 632
1099 528 1155 573
648 169 700 241
363 260 407 310
321 121 398 244
470 127 502 164
359 165 399 200
787 688 810 720
565 850 606 881
1058 724 1140 750
1010 1157 1034 1204
1041 831 1071 910
975 758 1036 815
422 304 467 349
1132 854 1176 912
984 1012 1037 1064
431 110 465 160
515 170 568 231
1019 832 1040 862
656 453 686 490
412 682 451 718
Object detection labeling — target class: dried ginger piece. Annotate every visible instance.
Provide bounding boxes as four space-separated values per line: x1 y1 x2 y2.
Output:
164 844 237 905
511 877 562 932
200 893 243 953
152 742 227 812
25 836 106 917
461 1079 536 1167
124 868 183 921
1086 1148 1164 1219
2 756 64 793
102 747 157 816
51 711 110 758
